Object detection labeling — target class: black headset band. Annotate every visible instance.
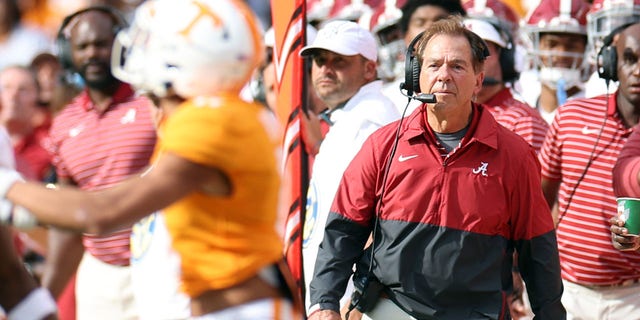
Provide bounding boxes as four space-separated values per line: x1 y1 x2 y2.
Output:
597 21 639 83
55 5 127 71
602 22 637 48
56 5 127 40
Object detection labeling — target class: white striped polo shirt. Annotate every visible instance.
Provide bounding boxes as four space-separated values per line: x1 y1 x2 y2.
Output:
539 92 640 285
483 87 549 152
47 84 157 266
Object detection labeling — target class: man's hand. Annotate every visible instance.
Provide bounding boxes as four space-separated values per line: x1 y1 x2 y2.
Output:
308 309 341 320
341 299 363 320
610 216 640 252
509 271 527 319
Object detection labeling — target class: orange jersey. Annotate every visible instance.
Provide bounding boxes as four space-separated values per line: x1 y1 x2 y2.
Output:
158 95 283 298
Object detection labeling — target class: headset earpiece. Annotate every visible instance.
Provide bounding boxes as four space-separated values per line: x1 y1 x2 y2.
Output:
55 5 128 71
597 22 636 83
410 55 421 93
598 45 618 82
401 31 425 95
491 22 518 84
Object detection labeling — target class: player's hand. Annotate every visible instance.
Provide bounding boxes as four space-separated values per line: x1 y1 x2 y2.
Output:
0 200 38 230
0 166 22 199
610 216 640 252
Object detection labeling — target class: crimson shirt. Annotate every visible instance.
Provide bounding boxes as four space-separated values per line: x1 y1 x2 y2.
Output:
48 84 156 266
540 91 640 285
614 121 640 197
310 103 564 319
483 87 548 152
14 117 51 180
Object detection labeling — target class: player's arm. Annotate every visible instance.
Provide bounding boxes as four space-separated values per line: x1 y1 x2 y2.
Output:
40 176 84 299
0 225 57 320
3 152 229 235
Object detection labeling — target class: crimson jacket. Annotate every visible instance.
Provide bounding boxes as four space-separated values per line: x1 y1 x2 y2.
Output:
614 121 640 197
309 103 565 319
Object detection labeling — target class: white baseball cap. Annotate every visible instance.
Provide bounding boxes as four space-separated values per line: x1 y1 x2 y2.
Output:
300 20 377 62
464 18 507 48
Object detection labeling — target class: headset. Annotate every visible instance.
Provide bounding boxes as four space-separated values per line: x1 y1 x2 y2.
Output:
597 22 638 84
401 29 490 100
485 20 518 85
557 21 638 227
55 5 128 71
400 31 424 97
346 26 488 319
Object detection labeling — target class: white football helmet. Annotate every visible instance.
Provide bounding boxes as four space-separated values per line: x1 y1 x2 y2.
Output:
522 0 591 89
463 0 520 38
308 0 334 26
111 0 264 98
359 0 406 82
329 0 376 22
587 0 640 60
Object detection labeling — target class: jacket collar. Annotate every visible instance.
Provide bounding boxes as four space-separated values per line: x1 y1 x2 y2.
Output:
403 102 499 150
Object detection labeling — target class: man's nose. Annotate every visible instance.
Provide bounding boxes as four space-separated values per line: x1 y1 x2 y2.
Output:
435 66 453 82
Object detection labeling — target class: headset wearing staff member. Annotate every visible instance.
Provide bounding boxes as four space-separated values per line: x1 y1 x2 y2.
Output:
47 5 158 320
307 16 564 320
540 21 640 320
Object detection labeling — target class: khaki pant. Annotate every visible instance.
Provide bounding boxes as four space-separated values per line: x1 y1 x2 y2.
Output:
362 299 416 320
562 279 640 320
76 252 137 320
193 298 297 320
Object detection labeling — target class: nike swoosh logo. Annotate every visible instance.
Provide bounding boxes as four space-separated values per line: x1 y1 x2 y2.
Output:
581 126 598 135
69 126 83 137
398 155 418 162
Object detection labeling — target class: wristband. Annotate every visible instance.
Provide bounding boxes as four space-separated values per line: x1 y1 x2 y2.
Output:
7 288 57 320
0 167 22 199
0 200 38 230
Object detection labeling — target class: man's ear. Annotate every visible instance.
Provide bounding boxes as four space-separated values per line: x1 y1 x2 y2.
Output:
364 59 378 81
474 71 485 96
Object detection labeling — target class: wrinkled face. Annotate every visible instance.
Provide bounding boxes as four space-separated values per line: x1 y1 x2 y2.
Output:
0 67 39 132
617 24 640 106
419 34 483 111
404 5 451 45
69 11 119 89
310 50 375 108
538 32 587 69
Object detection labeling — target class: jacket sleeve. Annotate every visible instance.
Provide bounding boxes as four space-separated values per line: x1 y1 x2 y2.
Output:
516 231 565 319
613 125 640 197
512 149 566 319
308 136 381 313
308 214 371 313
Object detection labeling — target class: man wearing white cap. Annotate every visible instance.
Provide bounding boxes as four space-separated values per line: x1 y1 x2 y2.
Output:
299 19 400 317
463 18 549 153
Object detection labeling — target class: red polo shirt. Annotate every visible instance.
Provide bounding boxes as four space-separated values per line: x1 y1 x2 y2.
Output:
48 83 157 266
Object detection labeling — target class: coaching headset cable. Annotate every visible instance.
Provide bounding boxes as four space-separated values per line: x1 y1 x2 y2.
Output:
345 92 434 319
555 90 609 226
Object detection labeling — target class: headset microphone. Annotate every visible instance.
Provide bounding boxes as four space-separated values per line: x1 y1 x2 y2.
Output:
399 82 437 104
414 93 437 103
